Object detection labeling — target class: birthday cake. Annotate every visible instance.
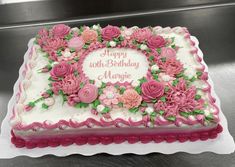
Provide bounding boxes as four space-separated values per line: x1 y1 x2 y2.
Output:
10 24 222 148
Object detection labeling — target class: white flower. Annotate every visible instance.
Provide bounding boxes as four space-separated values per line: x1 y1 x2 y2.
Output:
161 74 171 82
140 44 148 50
63 50 72 58
44 97 55 106
70 27 79 33
92 25 99 30
204 110 210 116
95 80 102 88
131 80 140 87
109 41 116 47
51 61 59 67
145 107 154 114
151 64 159 72
97 105 105 112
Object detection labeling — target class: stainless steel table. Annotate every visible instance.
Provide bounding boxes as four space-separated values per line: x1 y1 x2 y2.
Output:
0 1 234 166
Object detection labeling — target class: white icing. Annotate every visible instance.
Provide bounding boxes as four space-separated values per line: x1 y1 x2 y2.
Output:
151 64 159 72
82 48 149 83
140 44 148 50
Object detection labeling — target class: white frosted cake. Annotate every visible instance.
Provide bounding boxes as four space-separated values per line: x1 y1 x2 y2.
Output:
10 24 222 148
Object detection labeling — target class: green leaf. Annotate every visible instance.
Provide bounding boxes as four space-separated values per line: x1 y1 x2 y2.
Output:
42 103 49 109
164 86 169 93
106 42 111 47
152 74 159 81
196 71 202 77
74 103 82 108
56 50 62 56
190 76 197 82
166 116 176 122
141 101 148 107
171 44 176 49
149 55 154 61
28 102 35 107
80 102 89 108
139 77 147 84
176 72 184 78
151 99 158 103
83 44 89 49
92 100 100 109
101 107 111 114
46 89 53 96
205 114 214 121
89 80 95 84
161 57 166 62
119 36 124 41
74 70 79 76
64 33 73 40
160 96 166 102
172 79 179 86
46 64 52 71
135 86 142 94
79 82 85 88
180 112 189 118
120 87 126 94
118 102 123 107
193 109 204 115
98 89 103 95
101 82 106 88
183 75 189 80
114 84 120 89
156 48 161 54
128 107 139 113
195 94 201 100
150 112 157 117
142 111 148 116
159 110 164 115
70 48 76 53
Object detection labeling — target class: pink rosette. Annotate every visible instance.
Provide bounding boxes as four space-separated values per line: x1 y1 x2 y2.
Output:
101 25 121 40
67 94 80 106
147 35 166 48
78 84 98 103
160 47 176 58
131 28 152 42
119 89 142 109
50 62 73 80
81 29 98 43
141 80 164 102
51 81 62 95
159 58 183 76
38 28 49 37
61 74 80 95
42 38 67 53
51 24 70 38
68 37 84 51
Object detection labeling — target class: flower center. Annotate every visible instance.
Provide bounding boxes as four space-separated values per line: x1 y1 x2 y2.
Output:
106 91 114 99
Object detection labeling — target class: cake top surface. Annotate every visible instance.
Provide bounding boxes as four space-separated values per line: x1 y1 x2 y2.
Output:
10 24 220 131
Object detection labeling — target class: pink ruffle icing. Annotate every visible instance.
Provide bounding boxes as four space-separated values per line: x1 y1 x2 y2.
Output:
11 124 223 148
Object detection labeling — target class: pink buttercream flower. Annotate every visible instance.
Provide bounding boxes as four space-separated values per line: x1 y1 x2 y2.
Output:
50 62 73 80
160 47 176 58
99 86 120 107
51 24 70 38
61 74 80 95
78 83 98 103
38 28 49 37
67 94 80 106
121 27 134 40
68 37 84 51
154 101 178 117
131 28 152 42
51 81 61 95
147 35 166 48
101 25 121 40
141 80 165 102
81 28 98 43
42 38 67 53
119 89 142 109
166 79 204 112
158 58 183 76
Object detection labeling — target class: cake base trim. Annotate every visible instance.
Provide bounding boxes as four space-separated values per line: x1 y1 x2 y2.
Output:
11 124 223 149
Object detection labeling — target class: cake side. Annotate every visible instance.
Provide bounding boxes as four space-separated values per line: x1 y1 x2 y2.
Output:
9 25 222 148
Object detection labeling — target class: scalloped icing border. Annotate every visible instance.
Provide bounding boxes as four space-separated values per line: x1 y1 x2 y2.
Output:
11 124 223 149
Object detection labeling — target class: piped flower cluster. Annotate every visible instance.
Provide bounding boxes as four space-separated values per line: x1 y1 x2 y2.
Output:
25 24 214 125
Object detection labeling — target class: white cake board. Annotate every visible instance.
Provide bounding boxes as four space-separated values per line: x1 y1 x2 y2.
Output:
0 36 234 158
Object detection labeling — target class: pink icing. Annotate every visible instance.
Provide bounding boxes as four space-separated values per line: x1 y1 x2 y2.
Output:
141 80 164 102
67 94 80 106
99 86 120 107
158 58 183 76
78 83 98 103
68 37 84 51
81 28 98 43
51 24 70 38
101 25 121 40
160 47 176 58
50 62 73 80
147 35 166 48
119 89 142 109
61 74 80 95
42 38 67 54
131 28 152 42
